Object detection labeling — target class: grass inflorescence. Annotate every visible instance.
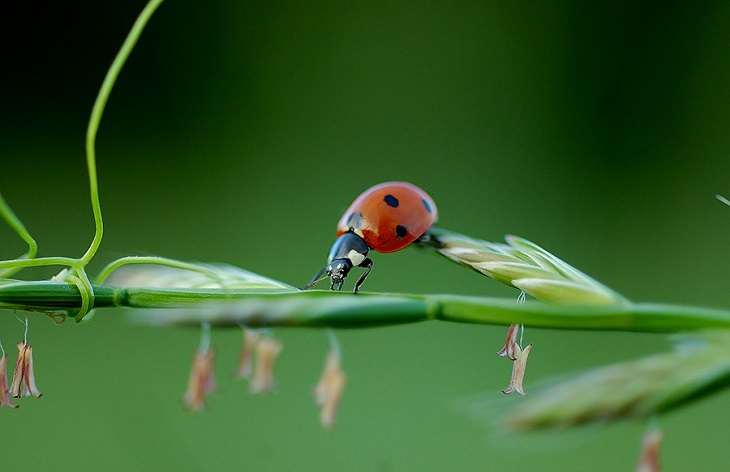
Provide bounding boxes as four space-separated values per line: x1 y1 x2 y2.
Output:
426 227 628 306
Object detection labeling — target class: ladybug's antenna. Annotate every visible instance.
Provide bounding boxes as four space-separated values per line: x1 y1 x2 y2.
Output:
303 266 328 290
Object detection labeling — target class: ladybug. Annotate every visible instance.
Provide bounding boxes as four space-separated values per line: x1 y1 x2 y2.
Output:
306 181 438 293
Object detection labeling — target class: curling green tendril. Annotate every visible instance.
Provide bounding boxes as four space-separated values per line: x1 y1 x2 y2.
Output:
0 0 165 321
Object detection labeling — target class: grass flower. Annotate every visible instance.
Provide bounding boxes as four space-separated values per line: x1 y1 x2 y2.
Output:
313 345 346 429
235 329 261 379
502 343 532 396
0 353 18 408
636 423 662 472
497 324 520 360
250 337 283 394
11 342 42 398
184 348 216 411
428 228 627 306
184 321 216 411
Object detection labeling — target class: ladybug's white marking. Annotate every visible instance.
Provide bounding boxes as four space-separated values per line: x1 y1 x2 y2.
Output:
347 250 366 267
353 228 365 239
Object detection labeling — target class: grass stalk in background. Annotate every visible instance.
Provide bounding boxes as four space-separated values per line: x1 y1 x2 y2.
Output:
507 331 730 430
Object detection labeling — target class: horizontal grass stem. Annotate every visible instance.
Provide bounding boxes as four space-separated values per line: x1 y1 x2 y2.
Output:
2 282 730 333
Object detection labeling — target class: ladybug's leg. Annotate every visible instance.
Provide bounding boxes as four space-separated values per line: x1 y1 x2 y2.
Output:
303 266 327 290
353 258 373 294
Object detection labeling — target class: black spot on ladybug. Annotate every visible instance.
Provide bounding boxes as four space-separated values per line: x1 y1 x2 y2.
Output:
395 225 408 239
384 194 399 208
422 198 432 214
346 211 363 230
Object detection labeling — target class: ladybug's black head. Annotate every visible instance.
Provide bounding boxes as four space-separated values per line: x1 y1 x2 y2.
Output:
304 232 373 294
325 259 353 291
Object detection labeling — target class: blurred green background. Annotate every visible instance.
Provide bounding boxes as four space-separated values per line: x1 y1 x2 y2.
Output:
3 1 730 470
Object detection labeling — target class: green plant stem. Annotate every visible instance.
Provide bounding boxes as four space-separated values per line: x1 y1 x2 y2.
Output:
95 256 227 285
81 0 164 266
0 192 38 278
0 256 79 270
2 282 730 333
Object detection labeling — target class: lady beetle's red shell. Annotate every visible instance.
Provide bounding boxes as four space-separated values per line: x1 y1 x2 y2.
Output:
336 182 438 253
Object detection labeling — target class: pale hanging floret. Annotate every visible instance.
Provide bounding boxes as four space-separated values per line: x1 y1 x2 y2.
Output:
502 343 532 396
11 342 42 399
0 353 18 408
235 329 261 379
497 324 520 360
313 349 347 429
250 337 283 394
184 348 216 411
636 423 662 472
